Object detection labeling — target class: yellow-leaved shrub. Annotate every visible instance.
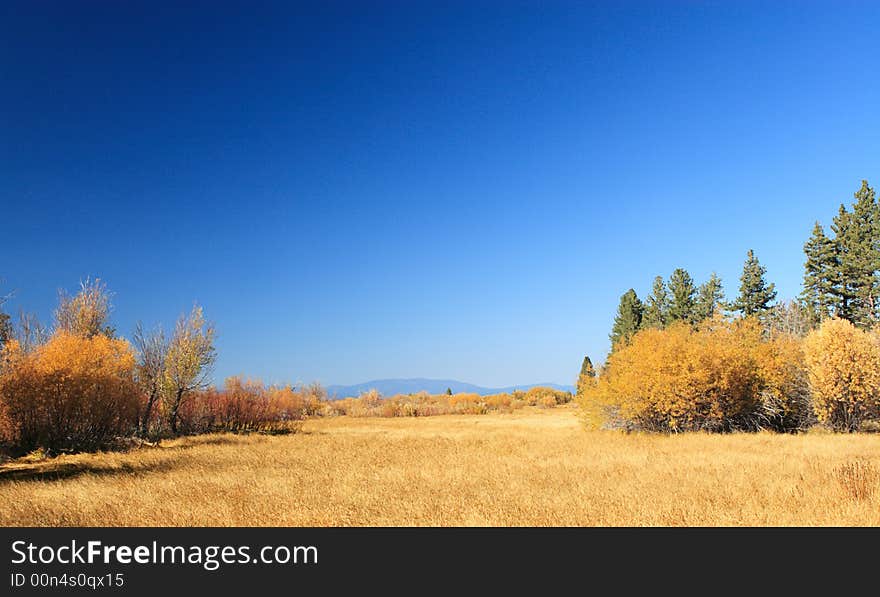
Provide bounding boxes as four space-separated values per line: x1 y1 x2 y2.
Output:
754 332 812 431
583 321 762 432
804 318 880 432
581 318 815 433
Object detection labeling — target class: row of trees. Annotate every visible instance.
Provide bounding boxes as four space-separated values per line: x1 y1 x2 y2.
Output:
0 279 229 454
802 180 879 328
1 278 574 454
328 385 572 418
583 178 880 433
582 317 880 433
609 249 776 348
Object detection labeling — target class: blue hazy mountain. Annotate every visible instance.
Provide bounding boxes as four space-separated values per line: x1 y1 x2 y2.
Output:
325 378 575 399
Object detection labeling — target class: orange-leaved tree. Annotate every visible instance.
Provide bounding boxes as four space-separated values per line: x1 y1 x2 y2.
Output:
0 331 139 454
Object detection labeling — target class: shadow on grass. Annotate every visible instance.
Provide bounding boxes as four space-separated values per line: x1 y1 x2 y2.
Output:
0 431 298 483
0 458 181 483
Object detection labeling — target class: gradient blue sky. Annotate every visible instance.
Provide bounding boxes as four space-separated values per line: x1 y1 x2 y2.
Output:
2 1 879 387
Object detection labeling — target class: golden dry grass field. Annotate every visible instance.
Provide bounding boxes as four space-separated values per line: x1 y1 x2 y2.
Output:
1 405 879 526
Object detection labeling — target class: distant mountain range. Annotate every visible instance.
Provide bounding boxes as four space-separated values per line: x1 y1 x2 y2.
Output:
325 378 575 399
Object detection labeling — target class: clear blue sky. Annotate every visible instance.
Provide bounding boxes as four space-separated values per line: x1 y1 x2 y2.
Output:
2 1 878 388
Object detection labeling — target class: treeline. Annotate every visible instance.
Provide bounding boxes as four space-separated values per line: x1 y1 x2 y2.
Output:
326 386 572 417
608 250 777 348
581 179 880 433
0 280 310 456
0 279 572 456
802 180 879 327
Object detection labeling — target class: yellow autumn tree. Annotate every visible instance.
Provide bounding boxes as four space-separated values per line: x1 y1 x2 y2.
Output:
0 331 139 453
581 319 765 432
804 318 880 432
753 331 812 431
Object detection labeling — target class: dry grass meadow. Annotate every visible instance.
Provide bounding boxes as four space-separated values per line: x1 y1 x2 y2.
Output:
2 404 879 526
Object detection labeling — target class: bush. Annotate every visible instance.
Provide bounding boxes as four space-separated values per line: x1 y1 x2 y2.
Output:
0 332 140 454
804 318 880 432
174 377 306 435
524 386 572 407
319 387 571 418
754 333 813 431
581 320 764 432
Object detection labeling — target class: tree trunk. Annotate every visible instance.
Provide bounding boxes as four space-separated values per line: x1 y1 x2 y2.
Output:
139 388 158 437
169 388 184 435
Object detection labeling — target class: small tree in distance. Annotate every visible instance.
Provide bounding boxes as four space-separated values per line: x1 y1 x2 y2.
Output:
576 355 596 400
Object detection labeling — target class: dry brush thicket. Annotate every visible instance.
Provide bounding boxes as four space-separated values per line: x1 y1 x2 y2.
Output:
580 316 880 433
324 386 572 418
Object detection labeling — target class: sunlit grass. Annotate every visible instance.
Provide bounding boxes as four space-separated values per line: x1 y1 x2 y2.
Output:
1 405 878 526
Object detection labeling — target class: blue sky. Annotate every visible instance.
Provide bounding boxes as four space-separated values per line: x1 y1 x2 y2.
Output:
2 1 879 387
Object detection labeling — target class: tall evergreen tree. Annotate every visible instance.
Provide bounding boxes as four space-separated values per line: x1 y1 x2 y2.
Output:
838 180 879 327
830 203 859 321
695 272 725 322
642 276 670 329
731 249 776 317
667 268 697 323
609 289 643 349
801 221 838 324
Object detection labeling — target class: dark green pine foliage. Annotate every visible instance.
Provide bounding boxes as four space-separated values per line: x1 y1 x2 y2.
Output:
609 289 643 349
830 204 858 321
579 355 595 379
695 272 725 322
836 180 879 327
445 387 453 396
667 268 697 323
801 221 839 324
731 249 777 317
642 276 670 329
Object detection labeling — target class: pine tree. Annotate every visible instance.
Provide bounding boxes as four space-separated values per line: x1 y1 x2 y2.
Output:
642 276 670 329
578 355 595 379
445 387 452 396
841 180 879 327
667 268 697 323
609 289 643 349
575 355 596 399
801 221 838 324
695 272 724 322
731 249 776 317
830 204 859 321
